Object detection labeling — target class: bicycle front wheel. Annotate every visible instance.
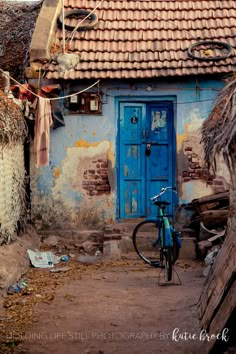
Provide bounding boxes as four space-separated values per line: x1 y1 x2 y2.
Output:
133 220 160 266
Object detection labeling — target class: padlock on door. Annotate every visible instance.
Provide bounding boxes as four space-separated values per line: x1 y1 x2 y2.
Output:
146 143 151 156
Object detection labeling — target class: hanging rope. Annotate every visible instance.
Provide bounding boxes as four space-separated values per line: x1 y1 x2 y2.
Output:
0 68 100 101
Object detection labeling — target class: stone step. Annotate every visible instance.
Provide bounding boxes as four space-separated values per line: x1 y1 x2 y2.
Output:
179 237 196 260
104 233 122 241
40 230 104 247
103 239 121 260
112 221 142 233
104 225 122 235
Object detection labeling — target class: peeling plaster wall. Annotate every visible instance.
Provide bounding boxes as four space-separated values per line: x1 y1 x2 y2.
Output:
31 108 115 228
30 78 229 229
176 89 230 203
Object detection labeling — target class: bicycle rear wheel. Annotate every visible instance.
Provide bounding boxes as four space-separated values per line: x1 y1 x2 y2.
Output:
133 220 160 266
172 235 180 264
163 247 173 281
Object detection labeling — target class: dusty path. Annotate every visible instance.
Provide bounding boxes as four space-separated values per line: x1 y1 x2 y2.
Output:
9 258 206 354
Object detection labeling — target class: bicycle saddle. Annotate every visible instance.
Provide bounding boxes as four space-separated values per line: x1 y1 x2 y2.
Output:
153 200 170 206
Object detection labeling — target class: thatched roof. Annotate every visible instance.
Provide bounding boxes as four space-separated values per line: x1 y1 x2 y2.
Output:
202 76 236 175
0 1 42 85
0 90 27 143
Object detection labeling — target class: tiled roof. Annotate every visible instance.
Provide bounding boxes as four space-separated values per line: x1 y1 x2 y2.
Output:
45 0 236 80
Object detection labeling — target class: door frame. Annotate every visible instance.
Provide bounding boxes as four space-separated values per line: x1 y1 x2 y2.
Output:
116 95 177 220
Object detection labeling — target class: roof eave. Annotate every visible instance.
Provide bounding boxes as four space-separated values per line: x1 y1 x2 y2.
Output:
30 0 62 62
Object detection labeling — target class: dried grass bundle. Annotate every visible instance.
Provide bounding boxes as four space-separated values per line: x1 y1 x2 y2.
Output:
202 76 236 177
0 90 27 143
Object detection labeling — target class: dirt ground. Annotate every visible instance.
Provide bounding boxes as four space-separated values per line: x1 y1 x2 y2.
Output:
0 254 207 354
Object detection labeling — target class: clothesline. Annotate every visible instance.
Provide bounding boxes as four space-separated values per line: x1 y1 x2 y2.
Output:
0 68 100 101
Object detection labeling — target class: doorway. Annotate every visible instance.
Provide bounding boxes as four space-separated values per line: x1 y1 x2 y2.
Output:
118 101 175 218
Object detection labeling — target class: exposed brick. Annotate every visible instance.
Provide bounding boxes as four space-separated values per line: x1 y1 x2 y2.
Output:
185 147 192 151
96 164 100 168
96 191 106 195
191 173 200 179
213 180 224 186
214 187 226 193
208 175 215 180
82 180 97 187
88 174 96 180
182 171 189 177
192 157 200 163
88 170 95 174
97 169 107 174
183 177 191 182
190 162 199 169
82 181 91 186
84 185 96 191
101 163 108 168
96 185 110 191
96 180 108 185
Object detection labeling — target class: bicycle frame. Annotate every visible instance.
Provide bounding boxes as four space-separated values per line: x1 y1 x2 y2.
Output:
158 208 173 248
146 205 173 249
146 186 176 249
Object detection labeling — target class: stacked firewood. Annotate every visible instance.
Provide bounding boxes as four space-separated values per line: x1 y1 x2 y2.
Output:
184 191 229 260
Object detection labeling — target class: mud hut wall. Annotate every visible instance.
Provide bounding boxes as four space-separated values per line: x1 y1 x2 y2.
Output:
30 79 229 229
0 144 25 244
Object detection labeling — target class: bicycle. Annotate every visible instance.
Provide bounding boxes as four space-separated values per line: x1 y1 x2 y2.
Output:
132 186 182 282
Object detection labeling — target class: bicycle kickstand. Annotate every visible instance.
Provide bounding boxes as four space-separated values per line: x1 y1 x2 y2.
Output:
157 266 182 286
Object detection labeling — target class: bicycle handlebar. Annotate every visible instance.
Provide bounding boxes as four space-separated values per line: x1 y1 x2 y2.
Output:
151 186 176 201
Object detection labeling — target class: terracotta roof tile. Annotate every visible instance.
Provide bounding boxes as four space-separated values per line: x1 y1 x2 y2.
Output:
45 0 236 79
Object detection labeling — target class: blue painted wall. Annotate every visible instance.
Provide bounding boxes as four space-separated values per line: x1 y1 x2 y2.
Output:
31 78 228 228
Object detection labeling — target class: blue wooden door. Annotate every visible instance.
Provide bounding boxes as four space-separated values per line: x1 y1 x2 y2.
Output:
119 102 175 218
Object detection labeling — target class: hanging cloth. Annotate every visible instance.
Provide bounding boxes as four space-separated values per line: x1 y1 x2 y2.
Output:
34 96 53 168
41 84 65 129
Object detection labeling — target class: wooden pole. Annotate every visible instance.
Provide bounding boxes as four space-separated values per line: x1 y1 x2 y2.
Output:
62 0 65 53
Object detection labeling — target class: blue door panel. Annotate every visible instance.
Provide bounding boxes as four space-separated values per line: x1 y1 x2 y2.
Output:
119 101 175 218
120 105 143 141
122 144 141 178
124 181 144 217
148 144 169 180
119 103 146 218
